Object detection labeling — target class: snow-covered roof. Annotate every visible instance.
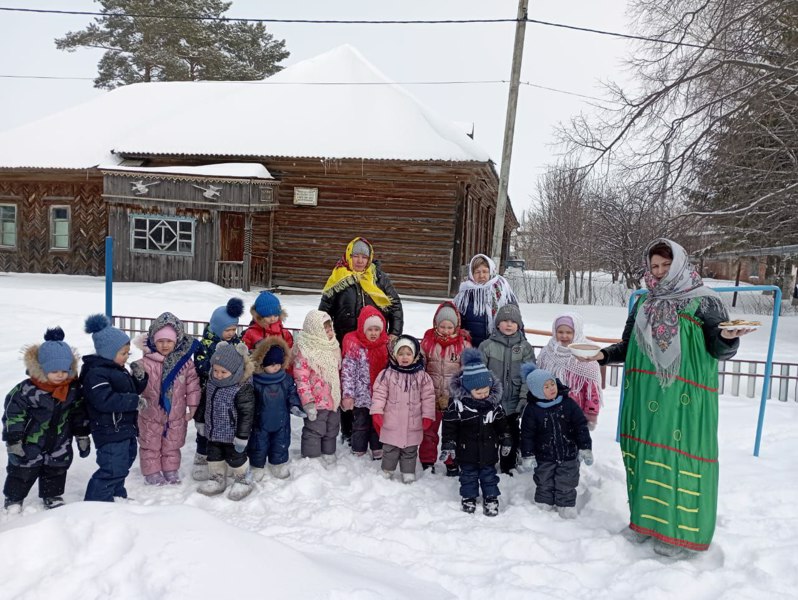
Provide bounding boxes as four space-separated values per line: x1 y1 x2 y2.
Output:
0 45 490 169
100 162 274 180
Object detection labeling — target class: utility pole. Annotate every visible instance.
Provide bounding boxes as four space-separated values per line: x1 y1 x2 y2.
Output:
491 0 529 266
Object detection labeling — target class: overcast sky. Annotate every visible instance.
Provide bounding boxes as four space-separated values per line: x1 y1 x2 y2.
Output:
0 0 632 216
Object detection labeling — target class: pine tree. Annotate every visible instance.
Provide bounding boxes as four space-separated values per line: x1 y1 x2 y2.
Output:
55 0 289 89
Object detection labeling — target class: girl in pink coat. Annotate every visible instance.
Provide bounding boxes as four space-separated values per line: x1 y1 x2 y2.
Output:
133 312 201 485
370 335 435 483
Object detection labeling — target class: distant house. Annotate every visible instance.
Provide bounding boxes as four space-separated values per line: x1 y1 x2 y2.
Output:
0 45 517 296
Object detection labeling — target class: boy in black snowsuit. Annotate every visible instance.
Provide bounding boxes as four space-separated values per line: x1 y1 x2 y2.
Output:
3 328 90 511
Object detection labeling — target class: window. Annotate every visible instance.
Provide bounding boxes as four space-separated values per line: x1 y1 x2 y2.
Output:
50 206 70 250
0 204 16 248
130 214 195 256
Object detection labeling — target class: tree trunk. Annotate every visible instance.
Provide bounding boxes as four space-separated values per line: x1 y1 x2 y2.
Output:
563 269 571 304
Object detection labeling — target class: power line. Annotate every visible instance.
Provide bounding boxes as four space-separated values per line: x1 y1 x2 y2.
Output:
0 73 618 103
0 5 766 56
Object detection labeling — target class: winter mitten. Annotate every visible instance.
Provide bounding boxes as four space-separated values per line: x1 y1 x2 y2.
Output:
371 414 384 436
341 396 355 411
137 396 148 411
500 435 513 457
521 456 537 470
578 449 594 466
195 423 205 437
304 403 318 422
129 361 146 381
233 437 248 454
422 417 434 431
438 448 455 463
290 406 308 419
6 441 25 458
76 436 91 458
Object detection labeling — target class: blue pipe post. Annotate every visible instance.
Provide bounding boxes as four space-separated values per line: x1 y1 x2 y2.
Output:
613 285 781 456
105 236 113 319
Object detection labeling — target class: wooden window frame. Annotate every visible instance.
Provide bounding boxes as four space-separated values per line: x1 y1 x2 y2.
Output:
0 203 17 249
130 213 195 257
49 205 71 251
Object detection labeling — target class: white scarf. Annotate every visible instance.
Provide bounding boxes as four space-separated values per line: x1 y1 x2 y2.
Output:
295 310 342 404
538 312 602 403
453 254 517 333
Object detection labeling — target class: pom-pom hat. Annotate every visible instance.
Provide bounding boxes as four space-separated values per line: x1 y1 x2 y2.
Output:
37 327 74 374
460 348 493 391
85 314 130 361
209 297 244 336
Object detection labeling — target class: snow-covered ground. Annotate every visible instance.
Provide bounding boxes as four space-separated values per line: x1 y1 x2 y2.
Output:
1 273 796 599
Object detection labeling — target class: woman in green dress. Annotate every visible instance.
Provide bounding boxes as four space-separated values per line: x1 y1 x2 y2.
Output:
581 239 753 557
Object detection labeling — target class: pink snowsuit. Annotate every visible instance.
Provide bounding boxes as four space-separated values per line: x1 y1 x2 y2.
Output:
136 347 201 476
370 368 436 449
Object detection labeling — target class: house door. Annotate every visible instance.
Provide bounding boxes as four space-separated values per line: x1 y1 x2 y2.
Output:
220 212 244 261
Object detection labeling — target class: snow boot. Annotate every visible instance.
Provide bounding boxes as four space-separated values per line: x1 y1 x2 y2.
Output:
371 449 383 461
483 496 499 517
192 453 209 482
381 470 393 480
445 464 460 477
534 501 554 512
227 462 253 501
321 453 337 466
401 473 416 484
653 539 687 558
461 497 477 514
557 506 578 519
42 496 65 509
197 461 227 496
270 463 290 480
250 467 266 482
163 471 180 485
621 527 651 544
145 472 167 486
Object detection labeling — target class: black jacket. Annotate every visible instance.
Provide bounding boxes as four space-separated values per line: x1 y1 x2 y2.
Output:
195 382 256 442
520 383 591 463
79 354 147 447
318 262 403 344
599 296 739 365
441 376 509 468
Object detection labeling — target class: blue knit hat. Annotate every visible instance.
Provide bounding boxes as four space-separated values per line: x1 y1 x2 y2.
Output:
37 327 74 375
525 367 556 399
85 314 130 361
253 292 281 318
262 344 285 367
209 297 244 336
460 348 493 392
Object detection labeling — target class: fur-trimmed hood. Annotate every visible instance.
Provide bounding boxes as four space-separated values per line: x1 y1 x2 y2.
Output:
250 335 292 374
250 307 288 323
449 373 503 410
23 343 80 382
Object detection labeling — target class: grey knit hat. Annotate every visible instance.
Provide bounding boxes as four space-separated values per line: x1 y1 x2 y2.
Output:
210 341 248 385
434 305 459 328
494 304 523 329
351 239 371 257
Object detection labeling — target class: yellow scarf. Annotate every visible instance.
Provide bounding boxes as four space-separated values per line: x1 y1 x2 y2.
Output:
322 238 393 309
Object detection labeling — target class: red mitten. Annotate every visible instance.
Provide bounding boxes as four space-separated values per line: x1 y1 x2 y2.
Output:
422 417 434 431
372 414 383 436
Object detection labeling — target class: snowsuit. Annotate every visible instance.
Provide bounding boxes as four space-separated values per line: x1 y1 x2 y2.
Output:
81 354 148 502
520 383 592 508
600 297 738 550
479 328 536 473
442 376 507 499
134 329 200 477
248 337 303 468
3 346 89 504
370 360 435 474
192 325 241 456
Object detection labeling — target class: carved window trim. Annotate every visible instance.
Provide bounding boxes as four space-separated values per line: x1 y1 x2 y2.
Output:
130 213 195 256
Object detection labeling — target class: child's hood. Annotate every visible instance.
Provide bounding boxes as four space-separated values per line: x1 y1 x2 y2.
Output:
251 335 292 374
23 343 80 383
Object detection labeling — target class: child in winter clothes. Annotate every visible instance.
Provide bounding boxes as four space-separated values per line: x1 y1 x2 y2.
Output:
441 349 510 516
340 306 390 459
133 312 201 486
420 301 472 475
294 310 342 462
82 314 148 503
194 341 255 501
248 337 306 481
192 298 244 481
3 328 90 512
520 367 593 519
242 291 294 351
537 313 602 430
370 335 436 483
478 303 536 475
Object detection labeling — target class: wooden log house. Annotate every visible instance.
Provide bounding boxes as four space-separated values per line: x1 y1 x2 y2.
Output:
0 45 518 297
